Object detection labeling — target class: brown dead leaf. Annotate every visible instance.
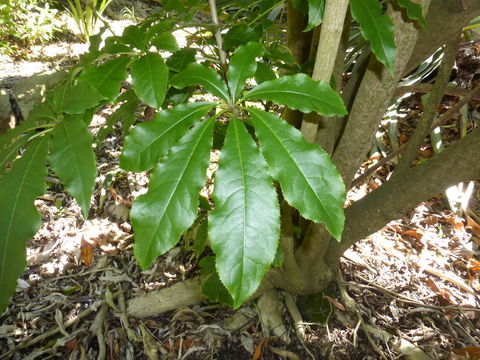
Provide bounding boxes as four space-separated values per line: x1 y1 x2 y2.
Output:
64 338 79 350
399 133 410 144
419 148 433 159
466 216 480 237
80 236 94 266
402 228 425 243
468 259 480 273
425 278 456 305
324 296 346 311
252 339 265 360
453 347 480 359
445 214 465 231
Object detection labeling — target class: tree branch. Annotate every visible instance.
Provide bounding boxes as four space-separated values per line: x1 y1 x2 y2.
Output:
326 127 480 265
332 0 431 187
395 33 461 173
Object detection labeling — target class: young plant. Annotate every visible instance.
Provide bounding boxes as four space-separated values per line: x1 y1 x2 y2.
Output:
66 0 113 42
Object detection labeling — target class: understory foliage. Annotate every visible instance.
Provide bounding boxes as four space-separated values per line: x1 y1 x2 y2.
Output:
1 0 478 314
0 0 61 54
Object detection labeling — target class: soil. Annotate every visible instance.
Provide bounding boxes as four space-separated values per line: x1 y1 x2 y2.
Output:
1 8 480 360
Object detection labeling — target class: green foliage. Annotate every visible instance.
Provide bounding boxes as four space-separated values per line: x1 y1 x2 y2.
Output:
397 0 427 28
305 0 325 32
0 137 48 312
209 118 280 308
0 0 61 54
0 2 361 311
349 0 396 72
65 0 113 42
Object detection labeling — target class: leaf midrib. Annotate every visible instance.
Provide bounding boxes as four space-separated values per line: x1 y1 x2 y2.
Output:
253 110 337 235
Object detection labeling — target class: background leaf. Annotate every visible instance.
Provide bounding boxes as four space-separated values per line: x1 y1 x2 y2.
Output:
222 25 261 50
151 32 180 52
78 56 130 101
248 108 345 240
132 118 214 269
167 48 197 72
244 74 347 116
121 102 216 172
255 62 277 84
62 81 106 114
48 115 97 218
0 137 48 314
398 0 427 27
131 53 169 109
227 42 265 102
170 63 230 102
304 0 325 32
209 118 280 308
349 0 396 72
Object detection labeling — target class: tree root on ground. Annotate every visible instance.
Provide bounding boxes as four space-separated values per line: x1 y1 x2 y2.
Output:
126 277 206 318
256 289 291 343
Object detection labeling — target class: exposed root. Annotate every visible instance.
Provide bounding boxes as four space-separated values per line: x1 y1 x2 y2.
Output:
126 277 206 318
256 289 290 343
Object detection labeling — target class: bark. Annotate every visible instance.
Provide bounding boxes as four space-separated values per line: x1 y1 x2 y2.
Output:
325 128 480 265
332 1 431 186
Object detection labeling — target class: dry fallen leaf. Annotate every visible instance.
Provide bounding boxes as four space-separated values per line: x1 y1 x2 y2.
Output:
424 278 455 305
466 216 480 237
468 259 480 273
252 339 265 360
453 347 480 359
324 296 346 311
162 339 204 351
80 236 94 266
445 214 465 231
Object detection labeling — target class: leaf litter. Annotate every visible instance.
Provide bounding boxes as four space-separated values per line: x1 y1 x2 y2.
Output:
1 18 480 360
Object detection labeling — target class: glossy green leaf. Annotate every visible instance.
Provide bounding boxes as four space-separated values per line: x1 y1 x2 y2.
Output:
227 42 265 102
244 74 347 116
121 102 216 172
131 53 169 109
78 56 130 101
170 63 230 102
290 0 308 13
254 62 277 84
0 135 29 178
209 118 280 308
349 0 396 72
398 0 427 27
223 25 261 50
132 118 214 269
120 25 146 51
167 48 197 72
48 115 96 218
248 108 345 240
0 137 48 314
62 80 106 114
151 32 179 52
305 0 325 32
200 256 234 307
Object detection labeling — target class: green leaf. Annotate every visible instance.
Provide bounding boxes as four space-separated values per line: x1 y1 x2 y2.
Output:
131 53 169 109
244 74 347 116
97 92 141 140
78 56 130 101
199 256 234 307
132 118 214 269
0 135 29 178
290 0 308 13
120 25 146 51
151 32 179 52
193 220 208 259
0 137 48 314
349 0 396 72
227 42 265 102
304 0 325 32
398 0 427 27
121 102 216 172
209 118 280 308
170 63 230 102
167 48 197 72
248 108 345 241
62 81 106 114
254 62 277 84
222 25 261 50
48 115 96 218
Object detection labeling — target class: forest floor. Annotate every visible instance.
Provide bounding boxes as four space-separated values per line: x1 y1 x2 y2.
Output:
1 13 480 360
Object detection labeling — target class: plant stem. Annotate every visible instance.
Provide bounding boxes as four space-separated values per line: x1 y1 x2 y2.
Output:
300 0 349 143
208 0 227 67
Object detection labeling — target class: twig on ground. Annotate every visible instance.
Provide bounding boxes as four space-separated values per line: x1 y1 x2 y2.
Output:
0 300 104 359
90 302 109 360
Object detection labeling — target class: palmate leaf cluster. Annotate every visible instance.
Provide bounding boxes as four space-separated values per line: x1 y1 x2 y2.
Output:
0 0 426 312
